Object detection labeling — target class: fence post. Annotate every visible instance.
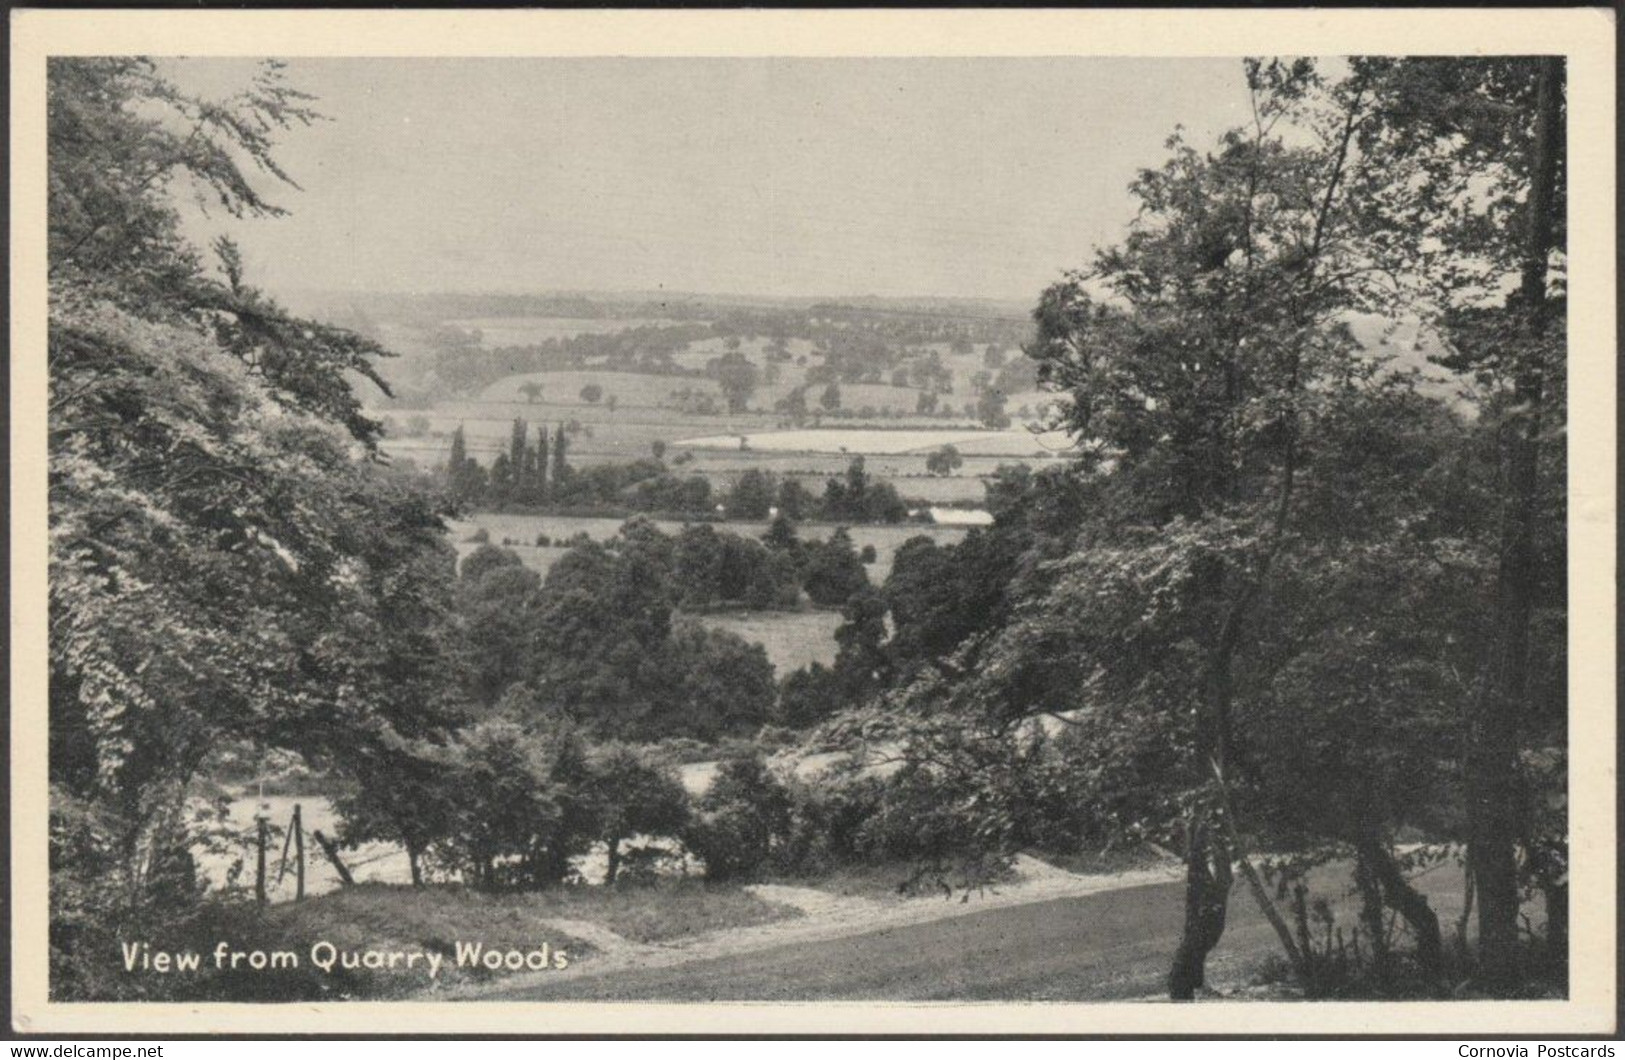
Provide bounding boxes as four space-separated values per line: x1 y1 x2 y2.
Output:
312 829 355 887
255 816 268 907
293 804 305 901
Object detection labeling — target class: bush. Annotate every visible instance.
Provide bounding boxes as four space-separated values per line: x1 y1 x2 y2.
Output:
777 662 843 728
802 529 871 607
686 757 793 882
430 720 596 891
466 527 491 544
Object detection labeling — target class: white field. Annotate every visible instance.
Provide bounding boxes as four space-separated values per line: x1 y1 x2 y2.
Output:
674 426 1076 456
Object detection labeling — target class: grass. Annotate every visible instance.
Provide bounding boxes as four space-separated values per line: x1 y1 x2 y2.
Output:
767 858 1022 904
693 609 845 673
1036 844 1179 877
60 885 599 1002
270 883 594 974
524 878 800 944
197 877 797 999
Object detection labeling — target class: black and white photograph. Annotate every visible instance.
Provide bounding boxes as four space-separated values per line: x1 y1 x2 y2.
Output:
10 6 1616 1037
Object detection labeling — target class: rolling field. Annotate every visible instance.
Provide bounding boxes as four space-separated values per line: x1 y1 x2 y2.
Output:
374 318 1049 688
670 335 818 370
477 370 721 408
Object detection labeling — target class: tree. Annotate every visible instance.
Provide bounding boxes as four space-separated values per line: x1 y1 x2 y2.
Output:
977 385 1011 429
882 534 1005 672
714 351 760 413
820 382 842 412
446 425 476 503
802 528 871 607
777 663 843 729
685 757 793 881
1024 59 1412 998
925 445 964 476
665 622 777 740
1347 56 1568 986
672 524 727 609
832 588 890 700
509 418 530 481
579 383 603 404
535 427 551 504
727 469 777 520
550 423 571 491
783 386 810 424
460 542 524 584
431 719 603 891
487 451 514 504
458 561 543 706
585 745 690 885
48 58 391 903
776 479 812 521
518 381 543 404
762 513 801 555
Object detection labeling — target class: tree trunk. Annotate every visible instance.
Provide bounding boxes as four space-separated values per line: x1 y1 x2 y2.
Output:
1210 759 1308 983
1542 878 1568 960
1354 846 1390 973
1168 572 1246 999
1357 832 1444 982
406 839 424 888
605 836 622 886
1465 55 1562 990
1524 836 1568 958
1168 821 1232 999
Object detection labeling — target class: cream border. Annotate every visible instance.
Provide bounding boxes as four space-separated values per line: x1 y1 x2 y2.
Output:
9 7 1617 1036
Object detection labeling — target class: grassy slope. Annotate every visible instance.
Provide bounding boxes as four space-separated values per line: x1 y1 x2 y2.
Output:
201 879 799 1000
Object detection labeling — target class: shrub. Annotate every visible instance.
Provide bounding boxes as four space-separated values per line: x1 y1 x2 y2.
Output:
802 529 871 606
459 543 523 583
686 757 793 882
777 662 843 728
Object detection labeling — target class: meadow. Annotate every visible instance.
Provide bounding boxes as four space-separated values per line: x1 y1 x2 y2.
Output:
476 369 723 408
673 425 1073 457
691 609 847 674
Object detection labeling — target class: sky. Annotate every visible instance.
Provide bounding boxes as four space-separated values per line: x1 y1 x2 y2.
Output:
169 57 1254 304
